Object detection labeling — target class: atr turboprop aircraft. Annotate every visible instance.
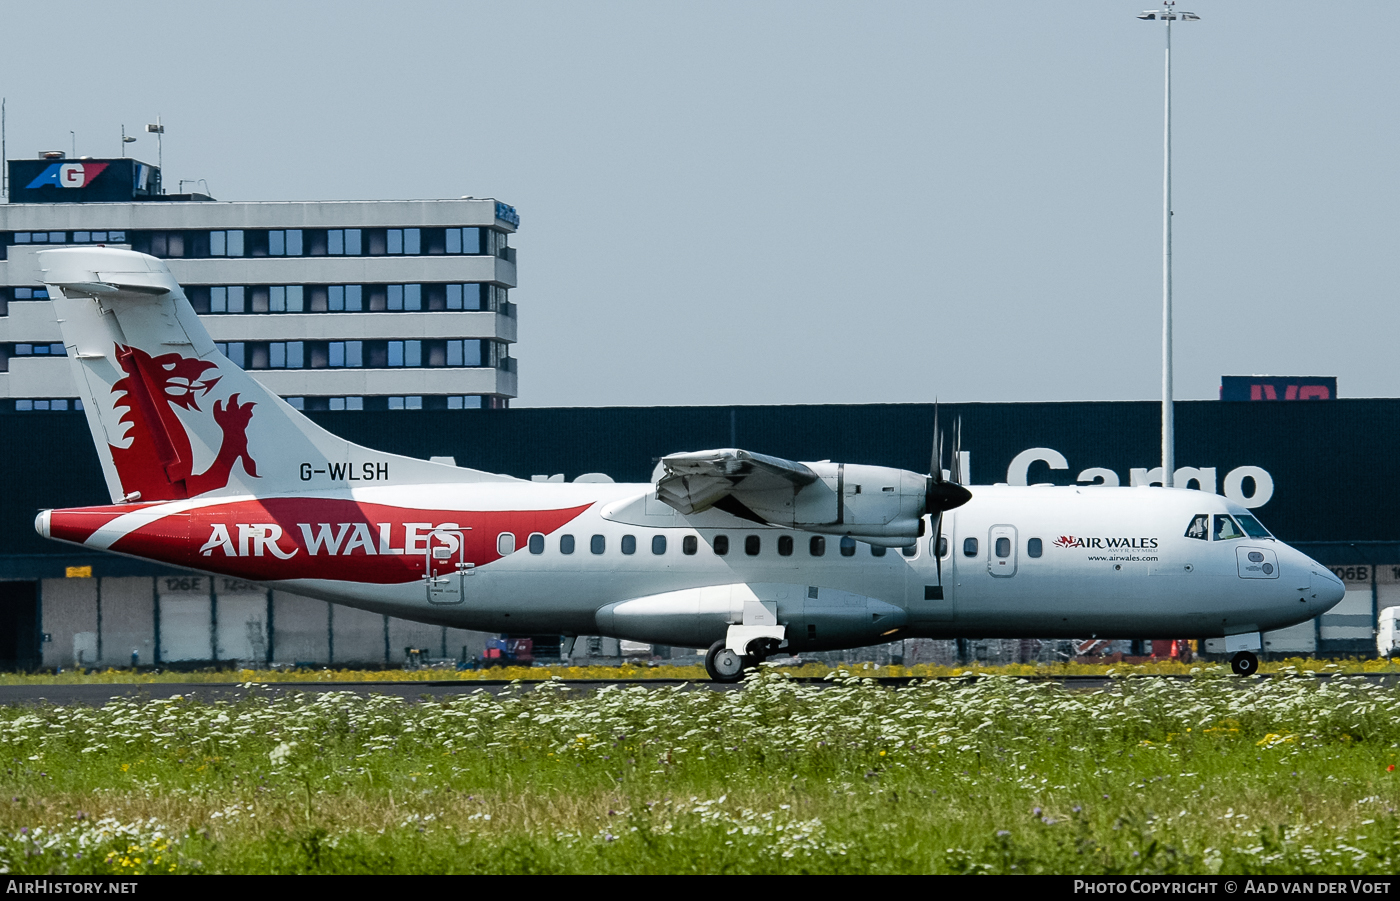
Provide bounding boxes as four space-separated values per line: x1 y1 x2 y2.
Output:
33 248 1345 680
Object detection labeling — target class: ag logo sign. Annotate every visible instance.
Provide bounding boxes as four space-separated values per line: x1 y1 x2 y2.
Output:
26 162 109 189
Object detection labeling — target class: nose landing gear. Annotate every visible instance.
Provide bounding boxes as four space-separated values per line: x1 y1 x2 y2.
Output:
1230 651 1259 676
705 640 749 683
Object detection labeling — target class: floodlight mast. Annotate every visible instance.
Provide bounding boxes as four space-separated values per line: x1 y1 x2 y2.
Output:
1138 1 1198 488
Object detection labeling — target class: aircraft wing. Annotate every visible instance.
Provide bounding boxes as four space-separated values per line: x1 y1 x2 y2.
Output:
655 448 819 517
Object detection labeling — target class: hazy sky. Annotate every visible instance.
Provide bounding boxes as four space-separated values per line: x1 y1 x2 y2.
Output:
4 1 1397 407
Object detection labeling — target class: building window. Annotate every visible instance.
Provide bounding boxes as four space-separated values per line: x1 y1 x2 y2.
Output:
210 286 247 314
14 399 77 412
445 228 484 254
444 283 488 311
268 341 304 368
214 342 246 368
267 230 303 256
285 397 305 410
269 286 305 313
385 228 422 255
11 288 49 300
12 343 65 356
210 230 244 256
386 396 423 410
327 396 364 411
326 229 362 255
328 285 364 312
445 340 484 367
445 396 484 409
328 341 363 367
387 340 422 367
386 284 422 311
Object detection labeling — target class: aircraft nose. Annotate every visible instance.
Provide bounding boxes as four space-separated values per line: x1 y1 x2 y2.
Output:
1313 567 1345 610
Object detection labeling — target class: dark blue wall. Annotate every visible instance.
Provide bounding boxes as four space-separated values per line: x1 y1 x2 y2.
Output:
3 399 1395 578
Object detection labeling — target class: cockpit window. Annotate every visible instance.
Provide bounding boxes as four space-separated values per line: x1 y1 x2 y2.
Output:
1185 514 1209 541
1236 515 1272 539
1213 514 1244 541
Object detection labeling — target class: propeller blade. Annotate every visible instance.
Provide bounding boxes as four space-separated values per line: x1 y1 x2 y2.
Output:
930 402 941 480
951 416 964 484
933 510 943 587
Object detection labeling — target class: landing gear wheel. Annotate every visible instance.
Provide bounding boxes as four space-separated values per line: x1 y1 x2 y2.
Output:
1230 651 1259 676
705 640 746 683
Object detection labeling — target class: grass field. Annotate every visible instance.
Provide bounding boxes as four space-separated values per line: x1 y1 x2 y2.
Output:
2 666 1399 874
9 655 1400 684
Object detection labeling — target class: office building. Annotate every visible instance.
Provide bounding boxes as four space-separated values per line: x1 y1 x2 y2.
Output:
1 154 519 412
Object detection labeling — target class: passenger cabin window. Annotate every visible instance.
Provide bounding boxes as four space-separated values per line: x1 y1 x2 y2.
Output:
778 536 794 556
809 536 826 557
528 533 545 554
745 535 760 556
591 535 606 554
713 535 729 556
1185 514 1209 541
1236 515 1272 539
995 537 1011 558
1213 515 1244 541
1027 537 1043 558
652 535 667 555
870 544 886 557
936 536 948 558
560 534 575 555
840 536 856 557
621 535 636 555
683 535 698 555
497 532 516 556
901 543 918 558
963 537 979 557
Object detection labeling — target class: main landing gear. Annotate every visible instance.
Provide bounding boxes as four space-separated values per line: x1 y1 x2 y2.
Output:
1230 651 1259 676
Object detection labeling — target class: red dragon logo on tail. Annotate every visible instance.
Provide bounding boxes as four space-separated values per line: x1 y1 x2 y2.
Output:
109 344 258 501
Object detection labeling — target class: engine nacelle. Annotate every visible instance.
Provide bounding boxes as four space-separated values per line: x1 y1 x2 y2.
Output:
743 463 928 544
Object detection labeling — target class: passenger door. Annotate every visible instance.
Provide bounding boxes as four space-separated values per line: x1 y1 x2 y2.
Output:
425 528 472 604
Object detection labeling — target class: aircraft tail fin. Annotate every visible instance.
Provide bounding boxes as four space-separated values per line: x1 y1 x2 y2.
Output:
39 247 508 504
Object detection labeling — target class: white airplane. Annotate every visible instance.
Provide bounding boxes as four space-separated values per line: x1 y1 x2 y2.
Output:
32 248 1345 680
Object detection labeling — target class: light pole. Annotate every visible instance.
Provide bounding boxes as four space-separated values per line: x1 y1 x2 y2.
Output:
1138 2 1198 488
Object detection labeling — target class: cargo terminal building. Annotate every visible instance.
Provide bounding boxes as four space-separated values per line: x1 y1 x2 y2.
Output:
0 396 1396 672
